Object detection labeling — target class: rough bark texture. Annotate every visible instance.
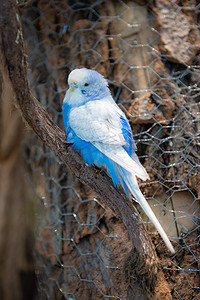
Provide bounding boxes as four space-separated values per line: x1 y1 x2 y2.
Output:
0 0 173 299
154 0 200 64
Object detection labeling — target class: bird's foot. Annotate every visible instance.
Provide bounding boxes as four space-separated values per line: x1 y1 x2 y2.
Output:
95 166 106 176
64 140 73 148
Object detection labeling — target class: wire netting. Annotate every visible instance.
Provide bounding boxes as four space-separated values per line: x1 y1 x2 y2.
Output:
20 0 200 299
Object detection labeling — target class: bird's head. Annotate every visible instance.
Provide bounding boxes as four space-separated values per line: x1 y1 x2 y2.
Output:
64 68 110 106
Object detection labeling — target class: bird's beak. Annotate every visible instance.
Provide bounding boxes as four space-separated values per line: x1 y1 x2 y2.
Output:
70 81 78 93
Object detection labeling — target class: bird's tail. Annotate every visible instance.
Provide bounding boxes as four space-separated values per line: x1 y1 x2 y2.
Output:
119 167 175 254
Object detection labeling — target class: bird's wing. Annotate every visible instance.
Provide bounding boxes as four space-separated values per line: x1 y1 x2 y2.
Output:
69 100 149 180
69 100 125 145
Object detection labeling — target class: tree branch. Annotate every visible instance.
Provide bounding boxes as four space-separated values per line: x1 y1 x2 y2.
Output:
0 0 172 298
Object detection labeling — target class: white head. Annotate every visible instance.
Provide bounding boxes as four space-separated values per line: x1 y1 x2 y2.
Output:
64 68 110 106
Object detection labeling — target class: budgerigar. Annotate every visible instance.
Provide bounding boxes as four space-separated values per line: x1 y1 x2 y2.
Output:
62 68 175 254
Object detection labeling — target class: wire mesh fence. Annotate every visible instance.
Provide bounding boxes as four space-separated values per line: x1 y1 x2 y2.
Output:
20 0 200 299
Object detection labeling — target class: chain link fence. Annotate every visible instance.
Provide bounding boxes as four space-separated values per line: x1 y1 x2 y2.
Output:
21 0 199 299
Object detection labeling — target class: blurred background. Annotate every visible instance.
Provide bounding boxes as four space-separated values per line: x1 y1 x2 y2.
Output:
0 0 199 299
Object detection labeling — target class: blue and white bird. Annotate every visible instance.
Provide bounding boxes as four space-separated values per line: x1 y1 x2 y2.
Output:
62 68 175 254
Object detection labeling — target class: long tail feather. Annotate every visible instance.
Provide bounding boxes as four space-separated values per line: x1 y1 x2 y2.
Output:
120 168 175 254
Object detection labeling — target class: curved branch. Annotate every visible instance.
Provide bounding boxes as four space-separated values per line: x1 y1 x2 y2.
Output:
0 0 172 298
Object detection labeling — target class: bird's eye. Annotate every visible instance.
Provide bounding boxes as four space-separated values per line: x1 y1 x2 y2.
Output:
84 83 89 87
